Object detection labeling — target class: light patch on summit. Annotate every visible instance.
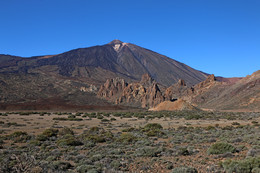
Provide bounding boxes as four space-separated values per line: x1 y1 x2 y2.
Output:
113 44 121 52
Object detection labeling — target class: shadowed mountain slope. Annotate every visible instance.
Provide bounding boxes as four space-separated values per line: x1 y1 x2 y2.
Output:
33 40 208 86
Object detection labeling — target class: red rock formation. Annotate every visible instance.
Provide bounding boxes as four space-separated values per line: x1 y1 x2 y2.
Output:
164 79 192 101
140 73 154 86
98 74 165 108
97 78 128 101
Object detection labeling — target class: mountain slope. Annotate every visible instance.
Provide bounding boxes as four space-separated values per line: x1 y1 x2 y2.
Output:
180 71 260 111
33 40 208 86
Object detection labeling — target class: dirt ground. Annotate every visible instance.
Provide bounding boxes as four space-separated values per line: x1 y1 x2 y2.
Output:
1 112 259 135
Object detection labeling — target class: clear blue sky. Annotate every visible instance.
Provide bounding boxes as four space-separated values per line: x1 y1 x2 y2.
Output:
1 0 259 77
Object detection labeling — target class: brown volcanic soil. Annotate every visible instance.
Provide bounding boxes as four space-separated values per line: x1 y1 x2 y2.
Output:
1 111 259 136
216 76 243 84
0 103 130 111
150 99 198 111
0 97 135 111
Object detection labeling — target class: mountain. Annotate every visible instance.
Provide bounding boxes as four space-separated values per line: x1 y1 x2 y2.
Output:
33 39 207 86
0 40 208 110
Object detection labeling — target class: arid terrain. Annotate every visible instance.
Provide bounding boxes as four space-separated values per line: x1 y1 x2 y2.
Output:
0 110 259 172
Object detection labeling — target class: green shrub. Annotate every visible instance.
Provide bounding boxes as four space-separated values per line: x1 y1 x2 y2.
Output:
101 118 109 122
252 121 259 125
7 131 31 143
146 129 164 137
19 112 31 116
117 133 137 144
53 117 83 121
222 157 260 173
252 167 260 173
110 118 116 121
68 114 76 119
110 160 121 170
97 115 103 119
231 122 240 126
53 117 67 121
29 139 41 146
208 142 236 155
143 123 164 137
58 127 74 136
75 112 82 116
122 127 136 132
87 135 106 143
57 134 83 146
42 128 59 137
81 127 113 143
136 147 161 157
205 126 215 130
184 114 202 120
89 126 100 132
37 128 59 141
36 134 48 141
52 161 72 170
177 147 190 156
143 123 163 131
171 166 198 173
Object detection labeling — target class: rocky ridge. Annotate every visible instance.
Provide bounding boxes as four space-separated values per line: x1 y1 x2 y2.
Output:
98 71 260 111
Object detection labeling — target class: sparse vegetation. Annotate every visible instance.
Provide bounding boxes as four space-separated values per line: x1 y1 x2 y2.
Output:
0 111 259 172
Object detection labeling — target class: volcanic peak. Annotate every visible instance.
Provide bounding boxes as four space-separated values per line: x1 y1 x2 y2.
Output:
108 39 124 45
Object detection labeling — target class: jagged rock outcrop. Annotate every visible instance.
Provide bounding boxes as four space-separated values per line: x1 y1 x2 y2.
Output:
140 73 155 86
117 74 165 108
194 74 217 90
97 78 128 101
141 82 165 108
98 74 165 108
176 74 220 104
164 79 192 101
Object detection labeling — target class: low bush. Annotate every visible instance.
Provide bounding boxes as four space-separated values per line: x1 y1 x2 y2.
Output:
53 117 83 121
37 128 59 141
81 127 113 143
142 123 164 137
42 128 59 137
171 166 198 173
143 123 163 131
222 156 260 173
52 161 73 171
135 147 161 157
117 133 137 144
57 134 83 146
184 114 203 120
7 131 31 143
177 147 190 156
58 127 74 136
207 142 236 155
